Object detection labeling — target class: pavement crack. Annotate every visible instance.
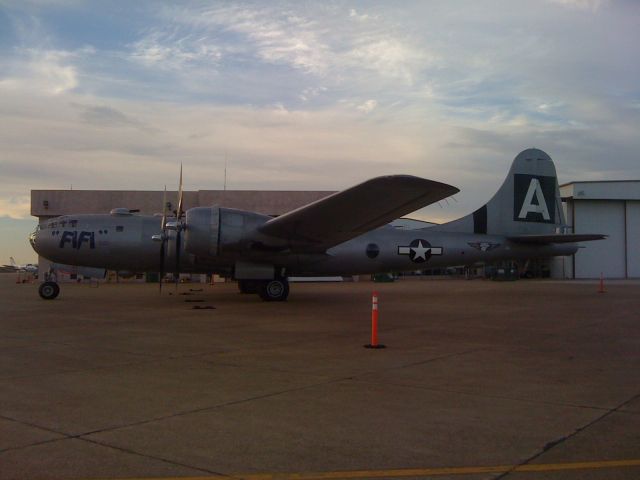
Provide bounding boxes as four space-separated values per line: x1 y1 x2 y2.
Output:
392 347 487 369
496 392 640 479
0 436 70 454
79 437 240 478
0 414 76 454
77 375 353 438
0 413 72 438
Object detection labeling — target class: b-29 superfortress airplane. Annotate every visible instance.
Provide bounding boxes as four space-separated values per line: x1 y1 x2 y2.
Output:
30 149 604 301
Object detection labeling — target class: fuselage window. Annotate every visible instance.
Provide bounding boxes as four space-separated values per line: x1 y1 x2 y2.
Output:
116 226 124 232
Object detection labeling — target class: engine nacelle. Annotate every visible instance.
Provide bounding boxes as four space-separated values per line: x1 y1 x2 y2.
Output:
184 207 221 257
184 206 274 258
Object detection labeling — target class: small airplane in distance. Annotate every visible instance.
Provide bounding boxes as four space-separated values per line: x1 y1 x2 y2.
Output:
4 257 38 274
30 148 605 301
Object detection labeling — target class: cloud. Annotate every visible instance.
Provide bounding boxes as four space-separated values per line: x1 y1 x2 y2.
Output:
0 196 31 219
149 3 432 85
0 49 79 95
130 31 222 70
347 37 431 85
1 0 639 227
356 99 378 114
349 8 372 22
154 4 332 75
546 0 609 11
71 103 160 132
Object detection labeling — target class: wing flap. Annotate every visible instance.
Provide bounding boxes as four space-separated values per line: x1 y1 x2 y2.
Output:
258 175 459 250
508 234 606 244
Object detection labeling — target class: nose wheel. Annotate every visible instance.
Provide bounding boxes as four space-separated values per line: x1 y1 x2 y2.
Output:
39 281 60 300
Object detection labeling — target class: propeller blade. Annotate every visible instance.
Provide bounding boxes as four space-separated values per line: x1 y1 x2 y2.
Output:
174 165 184 291
177 163 184 220
161 185 168 229
175 229 181 291
159 233 166 294
159 185 168 294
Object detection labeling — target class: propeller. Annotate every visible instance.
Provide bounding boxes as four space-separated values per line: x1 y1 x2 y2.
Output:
158 186 168 293
174 164 185 290
153 165 184 294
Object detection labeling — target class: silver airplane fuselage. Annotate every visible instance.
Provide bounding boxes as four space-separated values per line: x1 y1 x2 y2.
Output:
30 212 577 277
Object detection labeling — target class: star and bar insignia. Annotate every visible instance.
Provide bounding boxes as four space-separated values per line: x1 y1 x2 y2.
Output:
397 239 443 263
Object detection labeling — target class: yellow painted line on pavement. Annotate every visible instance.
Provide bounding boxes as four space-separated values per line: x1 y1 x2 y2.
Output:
106 458 640 480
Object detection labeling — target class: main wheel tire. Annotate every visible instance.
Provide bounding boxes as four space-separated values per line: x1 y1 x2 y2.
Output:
238 279 259 294
39 281 60 300
258 279 289 302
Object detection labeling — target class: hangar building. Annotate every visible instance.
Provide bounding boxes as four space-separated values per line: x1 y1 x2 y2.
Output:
558 180 640 279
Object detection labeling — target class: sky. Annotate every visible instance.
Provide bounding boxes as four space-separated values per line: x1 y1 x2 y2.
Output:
1 0 639 263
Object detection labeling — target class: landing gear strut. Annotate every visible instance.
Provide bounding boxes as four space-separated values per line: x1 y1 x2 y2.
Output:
258 278 289 302
39 281 60 300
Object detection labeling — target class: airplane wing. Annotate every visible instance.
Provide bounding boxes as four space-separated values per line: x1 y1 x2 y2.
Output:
508 234 606 244
258 175 459 251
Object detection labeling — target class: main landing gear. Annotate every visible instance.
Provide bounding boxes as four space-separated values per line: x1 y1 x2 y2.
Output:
39 281 60 300
238 278 289 301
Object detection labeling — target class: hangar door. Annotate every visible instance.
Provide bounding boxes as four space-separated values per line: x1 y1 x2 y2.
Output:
574 200 625 279
627 201 640 278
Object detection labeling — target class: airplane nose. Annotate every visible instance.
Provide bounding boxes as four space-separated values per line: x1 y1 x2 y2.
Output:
29 226 42 254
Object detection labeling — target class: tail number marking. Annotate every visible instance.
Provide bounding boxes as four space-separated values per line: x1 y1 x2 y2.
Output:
514 174 556 223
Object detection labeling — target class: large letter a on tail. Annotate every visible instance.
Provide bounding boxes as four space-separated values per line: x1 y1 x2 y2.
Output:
514 174 555 223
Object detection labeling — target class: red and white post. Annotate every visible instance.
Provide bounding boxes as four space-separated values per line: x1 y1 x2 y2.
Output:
365 291 385 349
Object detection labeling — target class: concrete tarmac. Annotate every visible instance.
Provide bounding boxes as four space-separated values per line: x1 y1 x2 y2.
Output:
0 274 639 479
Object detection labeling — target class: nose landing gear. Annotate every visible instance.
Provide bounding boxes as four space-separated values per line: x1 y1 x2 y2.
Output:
39 281 60 300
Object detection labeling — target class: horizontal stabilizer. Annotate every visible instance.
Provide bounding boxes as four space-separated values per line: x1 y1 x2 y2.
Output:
259 175 459 251
507 234 606 244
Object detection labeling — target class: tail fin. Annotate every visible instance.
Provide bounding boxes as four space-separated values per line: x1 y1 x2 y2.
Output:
9 257 16 267
433 148 566 235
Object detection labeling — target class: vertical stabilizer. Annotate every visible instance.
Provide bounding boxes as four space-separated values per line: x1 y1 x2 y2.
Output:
432 149 566 235
10 257 17 267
